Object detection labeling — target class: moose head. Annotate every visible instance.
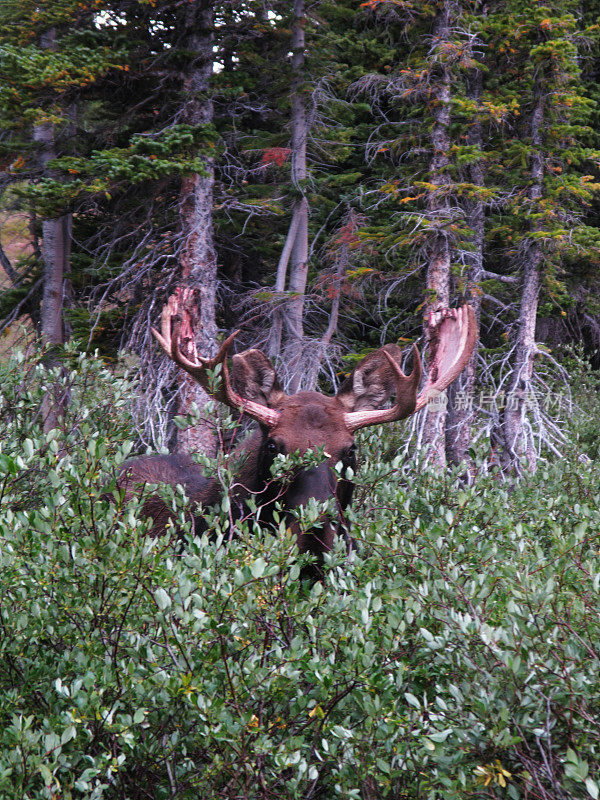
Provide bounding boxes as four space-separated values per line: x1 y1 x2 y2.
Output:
118 294 477 564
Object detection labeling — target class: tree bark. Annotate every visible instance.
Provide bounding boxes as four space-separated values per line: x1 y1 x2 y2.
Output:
33 27 72 433
446 68 484 472
302 213 355 389
176 0 219 456
421 6 452 467
282 0 309 392
498 82 545 473
268 204 301 359
0 188 19 284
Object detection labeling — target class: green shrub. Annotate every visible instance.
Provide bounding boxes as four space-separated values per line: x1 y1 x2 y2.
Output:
1 350 600 799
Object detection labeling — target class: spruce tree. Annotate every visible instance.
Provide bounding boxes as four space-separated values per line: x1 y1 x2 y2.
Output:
485 0 600 471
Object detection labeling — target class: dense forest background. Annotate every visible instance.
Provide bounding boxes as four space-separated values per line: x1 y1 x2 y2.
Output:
3 0 600 470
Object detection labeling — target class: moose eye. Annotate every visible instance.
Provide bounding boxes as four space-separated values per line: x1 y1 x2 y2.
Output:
266 440 279 455
343 445 357 464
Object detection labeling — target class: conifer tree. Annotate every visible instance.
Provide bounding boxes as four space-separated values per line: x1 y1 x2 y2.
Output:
486 0 600 472
0 0 126 429
1 0 221 445
217 0 379 390
445 63 486 470
269 0 310 389
360 0 489 465
173 0 219 455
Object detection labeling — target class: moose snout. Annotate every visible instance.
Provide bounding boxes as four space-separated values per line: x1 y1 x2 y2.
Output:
288 463 338 506
284 464 342 557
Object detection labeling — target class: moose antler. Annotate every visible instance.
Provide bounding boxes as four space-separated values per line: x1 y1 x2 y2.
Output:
415 304 478 412
343 345 422 433
152 290 281 428
342 304 477 431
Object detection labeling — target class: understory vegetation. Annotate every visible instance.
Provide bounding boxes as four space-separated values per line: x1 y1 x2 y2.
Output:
1 351 600 800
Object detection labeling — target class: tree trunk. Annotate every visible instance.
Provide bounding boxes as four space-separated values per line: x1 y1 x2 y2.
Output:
268 204 301 359
498 83 545 473
446 69 484 473
421 6 452 467
33 27 71 433
302 213 354 389
0 189 19 284
176 0 218 456
282 0 309 392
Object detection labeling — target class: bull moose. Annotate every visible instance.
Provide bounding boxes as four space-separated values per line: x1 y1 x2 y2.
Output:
119 293 477 569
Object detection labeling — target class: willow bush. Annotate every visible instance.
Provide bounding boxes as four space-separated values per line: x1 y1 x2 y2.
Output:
1 349 599 799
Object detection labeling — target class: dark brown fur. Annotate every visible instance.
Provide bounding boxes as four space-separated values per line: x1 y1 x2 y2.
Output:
122 301 476 575
118 346 414 564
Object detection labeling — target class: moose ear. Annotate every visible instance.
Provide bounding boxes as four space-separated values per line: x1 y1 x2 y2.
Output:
231 349 285 407
337 344 409 412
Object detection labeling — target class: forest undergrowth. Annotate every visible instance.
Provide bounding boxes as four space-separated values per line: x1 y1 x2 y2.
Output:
1 348 600 799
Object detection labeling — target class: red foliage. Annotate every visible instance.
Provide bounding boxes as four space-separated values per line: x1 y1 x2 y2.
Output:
261 147 291 167
334 217 360 247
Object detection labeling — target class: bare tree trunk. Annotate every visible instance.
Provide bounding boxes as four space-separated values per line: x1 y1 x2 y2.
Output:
39 214 70 347
268 205 301 359
498 83 545 473
281 0 309 392
29 200 43 267
33 27 71 433
0 189 19 284
421 6 452 467
446 69 484 473
176 0 219 456
302 212 356 389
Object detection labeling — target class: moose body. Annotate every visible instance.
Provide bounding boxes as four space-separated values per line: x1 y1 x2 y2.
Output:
121 421 353 559
120 293 477 567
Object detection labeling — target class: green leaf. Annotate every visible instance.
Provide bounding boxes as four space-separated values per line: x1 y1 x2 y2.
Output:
61 725 76 744
154 588 171 610
428 729 452 743
250 558 266 579
376 758 390 774
38 763 53 787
